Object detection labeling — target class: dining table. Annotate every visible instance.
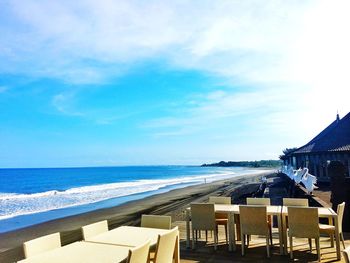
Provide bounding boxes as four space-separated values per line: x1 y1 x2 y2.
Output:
185 204 284 254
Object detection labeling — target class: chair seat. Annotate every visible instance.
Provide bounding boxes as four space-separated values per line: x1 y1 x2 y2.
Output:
319 224 335 233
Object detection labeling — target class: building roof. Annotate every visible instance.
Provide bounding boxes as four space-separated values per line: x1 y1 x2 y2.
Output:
292 112 350 154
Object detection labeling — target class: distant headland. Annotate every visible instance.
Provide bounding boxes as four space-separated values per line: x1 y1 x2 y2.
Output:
201 160 282 168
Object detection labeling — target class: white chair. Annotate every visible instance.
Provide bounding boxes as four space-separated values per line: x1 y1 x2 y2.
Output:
23 232 61 258
127 239 150 263
190 203 218 249
153 227 179 263
239 205 271 257
343 246 350 263
141 214 172 229
246 197 273 245
283 198 308 207
209 196 231 243
319 202 346 248
288 207 320 261
82 220 108 241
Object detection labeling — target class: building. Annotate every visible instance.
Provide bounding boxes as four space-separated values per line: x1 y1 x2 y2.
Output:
283 112 350 182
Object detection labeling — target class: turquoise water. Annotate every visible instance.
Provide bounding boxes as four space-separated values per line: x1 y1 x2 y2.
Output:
0 166 266 232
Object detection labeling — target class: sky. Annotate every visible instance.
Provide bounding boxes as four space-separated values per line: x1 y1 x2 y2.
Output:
0 0 350 168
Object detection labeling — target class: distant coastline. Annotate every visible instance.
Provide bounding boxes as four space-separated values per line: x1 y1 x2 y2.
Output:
201 160 282 168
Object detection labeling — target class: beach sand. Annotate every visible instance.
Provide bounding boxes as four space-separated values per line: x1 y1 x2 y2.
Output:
0 169 275 263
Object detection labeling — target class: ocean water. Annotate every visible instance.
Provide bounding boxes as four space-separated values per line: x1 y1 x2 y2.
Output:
0 166 266 233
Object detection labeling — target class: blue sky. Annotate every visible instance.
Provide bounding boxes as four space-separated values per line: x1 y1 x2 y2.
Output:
1 0 350 168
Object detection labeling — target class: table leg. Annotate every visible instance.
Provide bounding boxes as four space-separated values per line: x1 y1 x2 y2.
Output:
334 214 341 260
282 214 288 255
277 213 284 255
328 216 334 247
186 209 191 249
228 212 236 251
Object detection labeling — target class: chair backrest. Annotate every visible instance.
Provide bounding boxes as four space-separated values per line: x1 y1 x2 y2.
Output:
337 202 346 233
190 203 216 231
343 246 350 263
209 196 231 204
246 197 270 205
141 215 172 230
127 239 150 263
239 205 268 235
283 198 309 207
82 220 108 240
287 207 319 238
154 227 178 263
23 232 61 258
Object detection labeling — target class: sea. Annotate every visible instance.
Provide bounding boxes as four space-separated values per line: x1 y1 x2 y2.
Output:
0 166 267 233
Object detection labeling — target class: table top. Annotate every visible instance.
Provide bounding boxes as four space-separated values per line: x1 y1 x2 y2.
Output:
17 241 130 263
186 204 282 215
86 225 171 247
281 206 336 217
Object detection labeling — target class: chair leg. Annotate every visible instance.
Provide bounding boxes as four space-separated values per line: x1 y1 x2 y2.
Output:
316 237 321 262
341 233 346 249
308 238 312 251
224 224 228 244
205 230 208 242
270 228 273 246
289 235 293 259
214 229 217 251
266 235 270 258
192 228 195 249
330 233 334 248
241 234 245 256
247 235 250 246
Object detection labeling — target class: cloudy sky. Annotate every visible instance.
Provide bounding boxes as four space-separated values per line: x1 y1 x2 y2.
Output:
1 0 350 167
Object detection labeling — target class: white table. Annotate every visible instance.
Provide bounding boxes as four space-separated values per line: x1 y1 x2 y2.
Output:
87 226 180 263
281 206 340 260
17 241 130 263
186 204 284 254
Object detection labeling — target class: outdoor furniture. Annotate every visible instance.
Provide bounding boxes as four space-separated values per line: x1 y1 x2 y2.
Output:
283 198 308 207
281 205 341 259
239 205 271 257
246 197 273 245
319 202 346 248
185 204 283 253
85 225 180 263
209 196 231 243
23 232 61 258
343 246 350 263
153 227 179 263
287 207 320 261
141 214 172 229
190 203 218 250
127 240 150 263
18 241 131 263
82 220 108 241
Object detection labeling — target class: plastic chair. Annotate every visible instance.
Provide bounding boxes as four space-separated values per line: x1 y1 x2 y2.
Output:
23 232 61 258
239 205 271 257
153 227 179 263
288 207 320 261
141 214 172 230
127 239 150 263
246 197 273 245
209 196 231 243
283 198 309 207
190 203 218 250
82 220 108 241
319 202 346 249
343 246 350 263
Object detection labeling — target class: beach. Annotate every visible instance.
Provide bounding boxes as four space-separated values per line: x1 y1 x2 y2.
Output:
0 169 275 263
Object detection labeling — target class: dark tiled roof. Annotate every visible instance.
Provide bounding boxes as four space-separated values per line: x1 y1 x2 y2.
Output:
293 112 350 154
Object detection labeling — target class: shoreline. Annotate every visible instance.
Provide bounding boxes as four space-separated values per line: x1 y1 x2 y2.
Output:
0 169 276 262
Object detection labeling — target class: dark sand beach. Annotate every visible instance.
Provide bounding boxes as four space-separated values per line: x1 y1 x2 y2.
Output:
0 170 275 263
